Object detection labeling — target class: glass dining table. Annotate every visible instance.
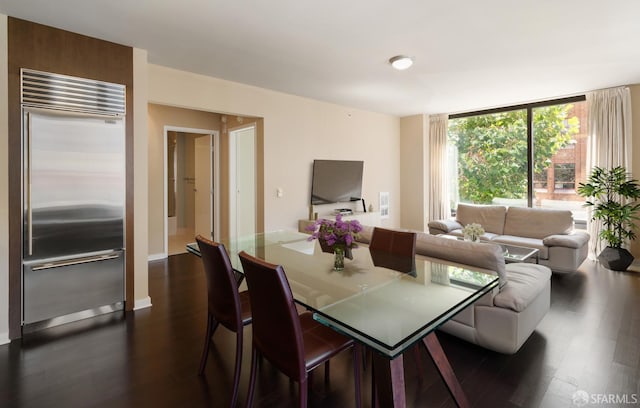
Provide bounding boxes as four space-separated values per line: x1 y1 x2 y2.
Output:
187 230 499 407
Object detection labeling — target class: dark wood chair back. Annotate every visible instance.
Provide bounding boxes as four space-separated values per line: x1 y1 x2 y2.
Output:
369 227 417 257
196 235 244 332
238 251 306 381
195 235 252 406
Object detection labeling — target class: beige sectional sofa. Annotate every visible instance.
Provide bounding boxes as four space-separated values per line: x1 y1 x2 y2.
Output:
428 203 590 274
356 226 552 354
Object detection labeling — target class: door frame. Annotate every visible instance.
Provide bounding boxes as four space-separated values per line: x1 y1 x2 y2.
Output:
163 126 220 257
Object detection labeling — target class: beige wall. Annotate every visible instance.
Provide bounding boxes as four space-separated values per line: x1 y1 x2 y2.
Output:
399 115 428 231
0 15 8 343
147 64 402 242
133 48 150 308
148 103 222 256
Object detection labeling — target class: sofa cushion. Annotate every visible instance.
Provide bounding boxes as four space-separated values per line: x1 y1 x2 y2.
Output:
416 233 507 287
503 207 573 239
456 203 507 235
543 231 590 249
428 219 463 234
356 225 374 244
446 229 501 242
494 263 551 312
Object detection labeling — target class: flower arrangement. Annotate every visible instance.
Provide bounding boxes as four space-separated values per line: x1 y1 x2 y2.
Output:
462 223 484 242
306 214 363 253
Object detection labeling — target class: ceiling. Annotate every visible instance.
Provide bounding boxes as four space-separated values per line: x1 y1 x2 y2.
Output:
1 0 640 116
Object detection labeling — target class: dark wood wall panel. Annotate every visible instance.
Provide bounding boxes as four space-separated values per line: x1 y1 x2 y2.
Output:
7 17 135 338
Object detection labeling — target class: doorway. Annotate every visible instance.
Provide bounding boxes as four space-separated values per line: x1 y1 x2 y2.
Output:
229 125 256 239
165 127 220 256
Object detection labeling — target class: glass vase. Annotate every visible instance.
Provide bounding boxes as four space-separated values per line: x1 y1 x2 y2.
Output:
333 247 345 271
464 234 480 243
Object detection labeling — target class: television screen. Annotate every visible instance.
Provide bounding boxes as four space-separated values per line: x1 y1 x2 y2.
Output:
311 160 364 205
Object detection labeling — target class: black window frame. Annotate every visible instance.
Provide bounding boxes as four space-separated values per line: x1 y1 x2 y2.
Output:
448 95 586 207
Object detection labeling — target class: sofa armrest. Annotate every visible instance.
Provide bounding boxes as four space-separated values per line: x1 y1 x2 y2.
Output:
428 219 463 235
543 230 590 249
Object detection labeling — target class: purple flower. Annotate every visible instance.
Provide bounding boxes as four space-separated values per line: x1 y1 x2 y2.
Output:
345 234 353 246
306 215 361 250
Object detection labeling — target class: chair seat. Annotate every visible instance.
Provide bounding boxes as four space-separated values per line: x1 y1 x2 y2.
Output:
299 312 353 370
239 290 253 325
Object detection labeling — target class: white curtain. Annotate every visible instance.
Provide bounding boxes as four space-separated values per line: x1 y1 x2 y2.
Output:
428 114 450 221
585 86 633 256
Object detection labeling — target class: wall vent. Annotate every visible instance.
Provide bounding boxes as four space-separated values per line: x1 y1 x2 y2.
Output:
21 69 125 116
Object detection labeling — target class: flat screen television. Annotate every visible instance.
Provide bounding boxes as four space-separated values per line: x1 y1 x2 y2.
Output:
310 160 364 205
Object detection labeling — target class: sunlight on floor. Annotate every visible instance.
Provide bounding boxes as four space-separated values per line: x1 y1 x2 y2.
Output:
168 228 195 256
628 259 640 273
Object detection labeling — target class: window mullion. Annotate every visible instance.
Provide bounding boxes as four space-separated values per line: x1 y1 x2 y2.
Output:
527 107 533 207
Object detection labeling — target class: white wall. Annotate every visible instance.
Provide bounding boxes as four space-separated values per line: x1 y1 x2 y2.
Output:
147 64 401 238
0 14 9 344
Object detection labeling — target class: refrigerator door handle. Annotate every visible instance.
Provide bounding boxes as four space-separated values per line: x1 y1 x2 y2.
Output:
31 253 121 271
26 112 33 256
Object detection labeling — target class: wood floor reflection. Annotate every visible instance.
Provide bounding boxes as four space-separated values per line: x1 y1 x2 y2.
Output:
1 253 639 407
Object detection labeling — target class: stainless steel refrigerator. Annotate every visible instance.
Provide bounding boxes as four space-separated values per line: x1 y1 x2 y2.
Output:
21 69 126 331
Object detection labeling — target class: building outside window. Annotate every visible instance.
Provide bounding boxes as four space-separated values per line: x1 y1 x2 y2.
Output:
554 163 576 190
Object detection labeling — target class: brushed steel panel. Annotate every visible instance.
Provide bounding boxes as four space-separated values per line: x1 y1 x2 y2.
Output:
23 251 124 324
23 110 125 260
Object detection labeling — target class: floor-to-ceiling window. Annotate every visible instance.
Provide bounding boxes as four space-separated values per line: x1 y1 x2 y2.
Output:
448 96 588 226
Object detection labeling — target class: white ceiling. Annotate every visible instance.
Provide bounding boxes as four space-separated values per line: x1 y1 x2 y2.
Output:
1 0 640 116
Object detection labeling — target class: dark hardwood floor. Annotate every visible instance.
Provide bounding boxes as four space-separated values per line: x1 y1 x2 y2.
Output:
1 253 639 407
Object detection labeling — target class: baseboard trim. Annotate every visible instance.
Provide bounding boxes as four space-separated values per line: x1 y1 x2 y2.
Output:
133 296 152 311
0 332 10 345
148 253 166 262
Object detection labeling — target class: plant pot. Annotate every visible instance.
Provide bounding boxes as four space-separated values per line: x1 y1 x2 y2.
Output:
598 246 634 271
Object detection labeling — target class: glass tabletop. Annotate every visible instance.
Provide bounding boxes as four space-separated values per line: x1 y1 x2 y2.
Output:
188 231 499 358
499 243 539 262
438 234 539 263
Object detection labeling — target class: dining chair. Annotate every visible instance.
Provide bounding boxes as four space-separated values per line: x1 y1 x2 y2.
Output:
368 227 417 257
196 235 252 408
368 227 421 402
238 251 362 408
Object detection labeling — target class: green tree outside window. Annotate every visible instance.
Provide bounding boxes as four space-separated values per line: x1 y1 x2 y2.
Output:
449 105 580 204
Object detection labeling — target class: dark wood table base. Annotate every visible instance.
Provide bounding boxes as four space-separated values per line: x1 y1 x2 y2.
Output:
371 332 470 408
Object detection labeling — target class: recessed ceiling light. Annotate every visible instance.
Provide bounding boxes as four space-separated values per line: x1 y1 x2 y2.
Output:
389 55 413 70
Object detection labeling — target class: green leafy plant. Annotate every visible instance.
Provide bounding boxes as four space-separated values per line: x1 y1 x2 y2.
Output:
449 104 579 204
577 166 640 248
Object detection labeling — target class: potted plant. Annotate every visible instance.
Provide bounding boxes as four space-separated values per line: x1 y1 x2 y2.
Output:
577 166 640 271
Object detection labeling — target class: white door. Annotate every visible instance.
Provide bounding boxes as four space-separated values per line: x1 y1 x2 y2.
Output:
194 135 212 239
229 125 256 239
